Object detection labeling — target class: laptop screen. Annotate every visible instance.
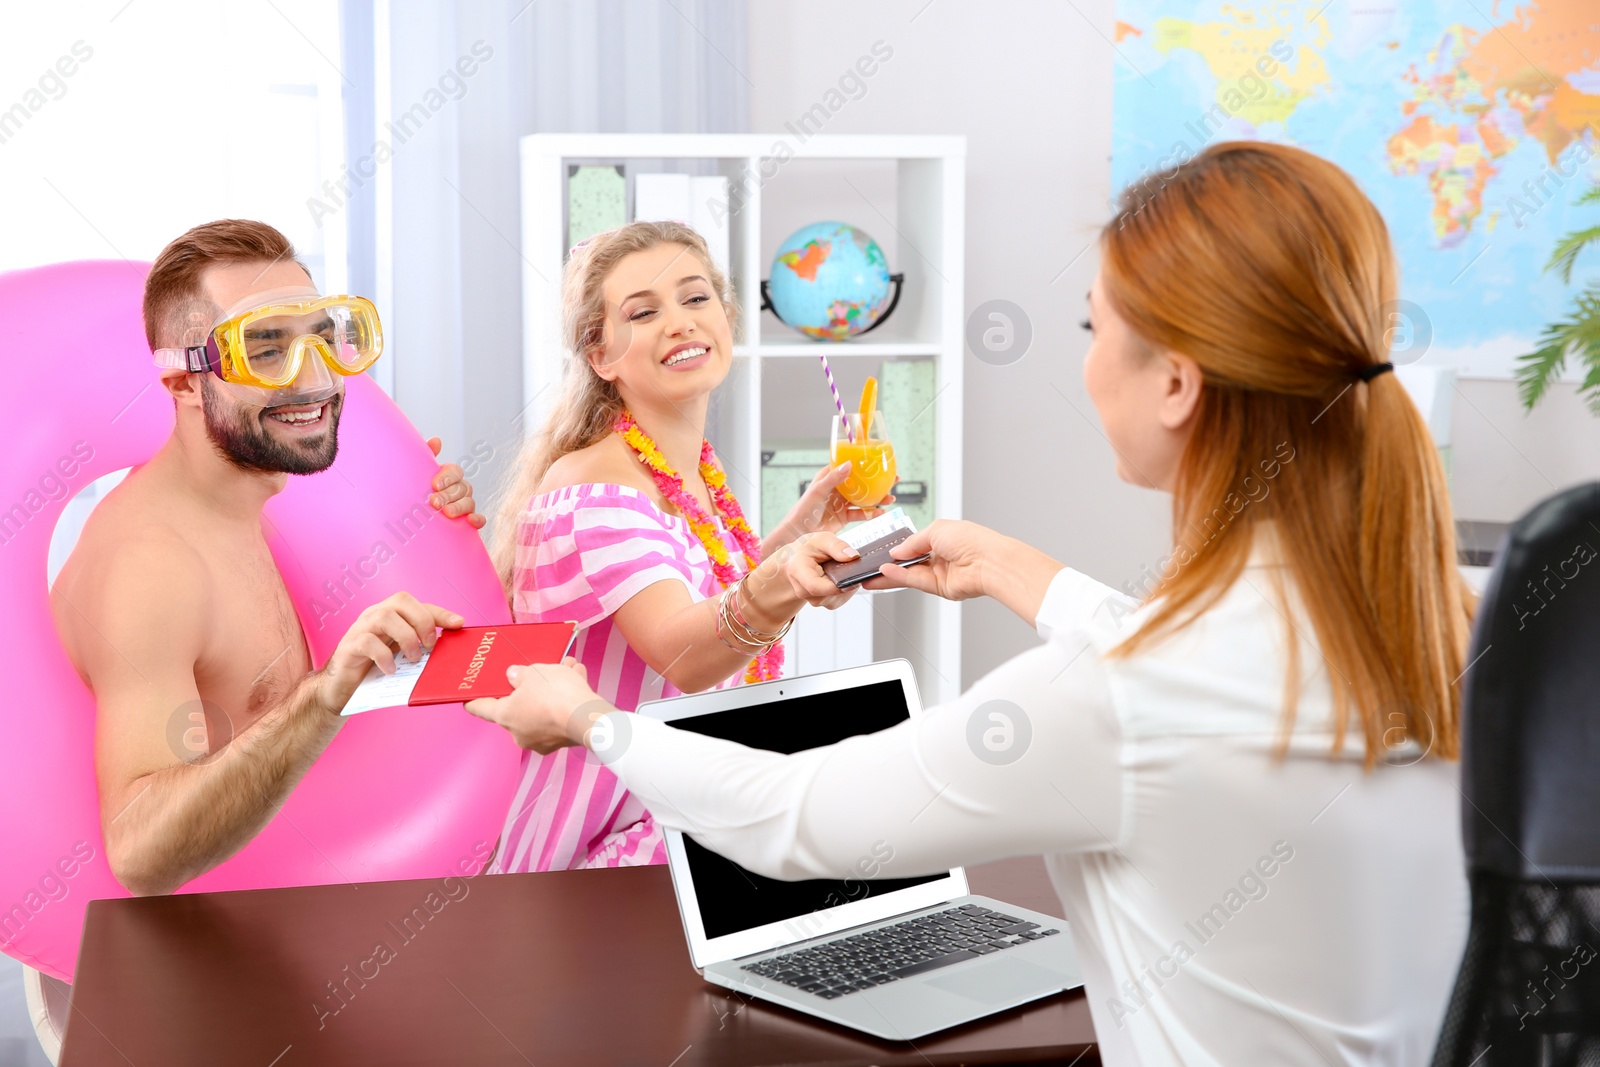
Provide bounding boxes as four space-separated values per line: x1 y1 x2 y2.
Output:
671 678 946 941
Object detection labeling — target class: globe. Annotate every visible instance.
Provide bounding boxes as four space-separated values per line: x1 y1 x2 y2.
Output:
766 222 893 341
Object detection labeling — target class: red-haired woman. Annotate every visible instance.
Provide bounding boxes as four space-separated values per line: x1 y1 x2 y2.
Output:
468 141 1475 1064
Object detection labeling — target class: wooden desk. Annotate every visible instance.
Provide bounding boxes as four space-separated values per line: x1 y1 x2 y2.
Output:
59 856 1097 1066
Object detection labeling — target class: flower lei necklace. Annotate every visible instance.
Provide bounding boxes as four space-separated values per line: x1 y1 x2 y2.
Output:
613 410 783 682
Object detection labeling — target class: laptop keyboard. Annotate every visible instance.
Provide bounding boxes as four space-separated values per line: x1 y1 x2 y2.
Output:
739 904 1060 1000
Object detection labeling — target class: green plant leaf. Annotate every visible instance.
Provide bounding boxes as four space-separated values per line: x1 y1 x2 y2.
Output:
1547 225 1600 284
1517 287 1600 411
1577 309 1600 415
1516 335 1568 410
1583 358 1600 417
1522 185 1600 412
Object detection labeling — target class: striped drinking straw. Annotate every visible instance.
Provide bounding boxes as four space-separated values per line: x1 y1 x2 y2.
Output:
819 353 854 442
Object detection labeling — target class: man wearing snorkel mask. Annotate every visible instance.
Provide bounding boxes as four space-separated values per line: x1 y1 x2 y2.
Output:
176 283 368 473
50 220 482 896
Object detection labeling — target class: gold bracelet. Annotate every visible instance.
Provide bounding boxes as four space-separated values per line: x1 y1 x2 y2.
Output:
724 606 788 651
715 587 770 654
729 573 793 643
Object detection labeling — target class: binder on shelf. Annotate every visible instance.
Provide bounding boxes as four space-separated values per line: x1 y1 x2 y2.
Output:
691 175 731 277
632 173 730 279
566 165 626 252
880 358 936 530
633 172 691 225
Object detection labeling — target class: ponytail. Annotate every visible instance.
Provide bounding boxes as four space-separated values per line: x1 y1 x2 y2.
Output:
1353 367 1470 761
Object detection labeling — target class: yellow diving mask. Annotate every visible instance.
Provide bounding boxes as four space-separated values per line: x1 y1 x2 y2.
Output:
153 287 383 392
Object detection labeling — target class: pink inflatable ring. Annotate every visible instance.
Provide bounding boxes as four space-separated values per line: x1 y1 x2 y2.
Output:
1 260 516 981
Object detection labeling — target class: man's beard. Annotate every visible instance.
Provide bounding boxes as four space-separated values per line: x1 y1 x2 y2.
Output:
201 377 343 475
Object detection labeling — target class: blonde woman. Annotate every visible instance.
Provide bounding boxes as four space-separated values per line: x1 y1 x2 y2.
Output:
470 144 1476 1063
486 222 885 873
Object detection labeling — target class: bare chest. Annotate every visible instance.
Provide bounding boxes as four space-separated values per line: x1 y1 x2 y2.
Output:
193 542 312 740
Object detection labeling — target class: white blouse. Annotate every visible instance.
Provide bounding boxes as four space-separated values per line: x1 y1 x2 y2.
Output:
603 536 1469 1066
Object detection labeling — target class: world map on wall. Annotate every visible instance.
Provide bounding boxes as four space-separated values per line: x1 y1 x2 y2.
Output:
1111 1 1600 375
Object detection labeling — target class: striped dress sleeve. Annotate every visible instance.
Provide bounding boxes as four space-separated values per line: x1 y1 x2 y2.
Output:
513 486 706 626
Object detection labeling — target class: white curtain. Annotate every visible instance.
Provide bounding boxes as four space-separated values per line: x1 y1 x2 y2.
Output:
338 0 750 504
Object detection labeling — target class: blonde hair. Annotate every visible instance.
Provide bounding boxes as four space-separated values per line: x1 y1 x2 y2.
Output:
490 220 739 590
1100 141 1475 768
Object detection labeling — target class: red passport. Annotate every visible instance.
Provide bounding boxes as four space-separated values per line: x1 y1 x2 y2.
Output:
409 622 578 704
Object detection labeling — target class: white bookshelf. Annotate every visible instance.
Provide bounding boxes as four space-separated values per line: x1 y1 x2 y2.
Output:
519 133 966 704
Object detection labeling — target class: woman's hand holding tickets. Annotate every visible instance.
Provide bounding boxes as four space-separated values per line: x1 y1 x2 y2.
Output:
465 657 611 755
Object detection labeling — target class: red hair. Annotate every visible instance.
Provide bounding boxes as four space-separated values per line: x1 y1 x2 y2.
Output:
1101 141 1474 766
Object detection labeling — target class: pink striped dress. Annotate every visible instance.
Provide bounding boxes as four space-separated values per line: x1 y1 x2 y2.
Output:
492 482 756 873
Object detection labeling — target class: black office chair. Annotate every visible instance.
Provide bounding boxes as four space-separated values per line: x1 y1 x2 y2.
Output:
1432 482 1600 1066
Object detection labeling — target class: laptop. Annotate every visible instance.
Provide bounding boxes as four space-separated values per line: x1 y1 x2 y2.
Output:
637 659 1084 1041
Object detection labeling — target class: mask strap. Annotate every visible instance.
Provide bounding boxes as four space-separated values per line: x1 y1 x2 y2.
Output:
152 344 216 374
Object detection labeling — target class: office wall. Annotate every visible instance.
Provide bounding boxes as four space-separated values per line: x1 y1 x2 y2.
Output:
1450 379 1600 524
747 0 1600 685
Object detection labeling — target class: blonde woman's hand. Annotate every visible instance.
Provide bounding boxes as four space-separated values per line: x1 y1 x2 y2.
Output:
464 658 613 755
744 531 863 619
775 462 895 540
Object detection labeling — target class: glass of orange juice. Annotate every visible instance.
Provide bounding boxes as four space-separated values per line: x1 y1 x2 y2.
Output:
830 410 897 508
